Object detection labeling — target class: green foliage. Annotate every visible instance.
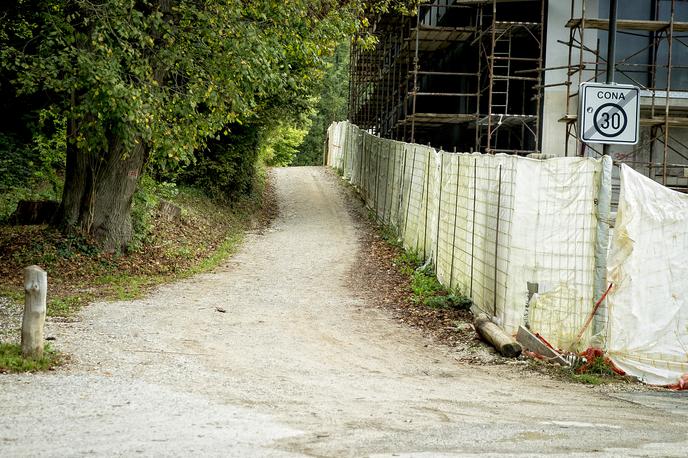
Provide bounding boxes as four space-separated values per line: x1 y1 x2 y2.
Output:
48 295 84 317
130 175 160 251
181 124 260 201
396 250 424 276
392 249 472 310
0 106 66 221
571 373 605 385
130 175 181 251
0 343 61 373
380 226 404 249
410 266 444 304
424 294 473 311
261 124 309 167
0 0 420 244
296 42 350 166
1 1 362 171
579 355 616 376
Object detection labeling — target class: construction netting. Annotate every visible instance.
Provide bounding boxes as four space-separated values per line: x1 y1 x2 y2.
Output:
327 121 610 351
606 165 688 385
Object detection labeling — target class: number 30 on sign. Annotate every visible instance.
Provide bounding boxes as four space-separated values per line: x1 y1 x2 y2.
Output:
579 82 640 145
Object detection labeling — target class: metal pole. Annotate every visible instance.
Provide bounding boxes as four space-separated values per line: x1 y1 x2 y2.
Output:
436 153 444 265
422 149 431 260
493 165 502 317
411 6 421 143
602 0 618 157
382 141 391 222
375 140 381 217
469 158 477 298
403 147 418 237
662 1 675 186
397 144 408 236
388 141 397 225
449 153 461 290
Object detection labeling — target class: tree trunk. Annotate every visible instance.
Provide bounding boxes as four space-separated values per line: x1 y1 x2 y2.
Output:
55 0 170 250
57 130 147 251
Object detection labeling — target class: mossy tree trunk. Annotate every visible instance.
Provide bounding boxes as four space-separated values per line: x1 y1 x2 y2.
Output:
57 126 147 251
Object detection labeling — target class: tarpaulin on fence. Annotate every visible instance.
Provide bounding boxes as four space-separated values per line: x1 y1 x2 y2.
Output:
607 165 688 385
327 121 606 350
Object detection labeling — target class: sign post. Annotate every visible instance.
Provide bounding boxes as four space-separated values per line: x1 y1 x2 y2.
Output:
603 0 618 156
579 82 640 145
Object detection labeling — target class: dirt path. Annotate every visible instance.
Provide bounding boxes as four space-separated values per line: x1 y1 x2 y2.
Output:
1 167 687 457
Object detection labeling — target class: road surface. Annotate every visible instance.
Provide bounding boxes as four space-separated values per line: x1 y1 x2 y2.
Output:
1 167 686 457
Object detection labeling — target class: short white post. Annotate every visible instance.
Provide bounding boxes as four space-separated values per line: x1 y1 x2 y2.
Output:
21 265 47 358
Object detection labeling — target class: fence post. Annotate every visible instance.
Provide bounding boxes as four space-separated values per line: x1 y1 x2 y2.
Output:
389 142 397 226
449 155 461 289
363 134 369 200
592 155 613 345
358 132 365 189
382 141 391 223
397 145 409 237
493 164 502 317
22 265 47 358
342 123 349 177
435 152 444 265
374 140 381 218
422 149 431 259
469 158 477 298
403 147 418 238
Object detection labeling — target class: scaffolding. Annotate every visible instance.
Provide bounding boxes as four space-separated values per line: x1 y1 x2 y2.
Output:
348 0 545 155
562 0 688 189
477 2 544 154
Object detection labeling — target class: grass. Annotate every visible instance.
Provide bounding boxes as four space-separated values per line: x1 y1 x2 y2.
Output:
571 373 606 385
48 295 84 317
367 205 472 311
0 343 62 373
0 174 274 339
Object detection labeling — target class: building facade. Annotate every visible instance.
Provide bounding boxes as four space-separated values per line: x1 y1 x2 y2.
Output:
349 0 688 189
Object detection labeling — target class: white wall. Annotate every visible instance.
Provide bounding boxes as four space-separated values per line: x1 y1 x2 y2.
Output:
541 0 599 157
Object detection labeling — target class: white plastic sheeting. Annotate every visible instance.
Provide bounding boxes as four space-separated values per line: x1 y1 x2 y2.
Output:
328 122 606 349
607 165 688 385
506 157 602 349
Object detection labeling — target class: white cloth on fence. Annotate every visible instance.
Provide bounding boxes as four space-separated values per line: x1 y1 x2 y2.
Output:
607 164 688 386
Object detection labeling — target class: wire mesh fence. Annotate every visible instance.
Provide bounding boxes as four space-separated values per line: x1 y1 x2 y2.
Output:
327 121 611 351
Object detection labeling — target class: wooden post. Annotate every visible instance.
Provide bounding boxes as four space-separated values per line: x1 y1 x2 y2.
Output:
473 313 522 358
21 265 47 358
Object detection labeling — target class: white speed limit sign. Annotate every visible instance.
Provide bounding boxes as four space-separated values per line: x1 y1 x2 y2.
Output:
579 82 640 145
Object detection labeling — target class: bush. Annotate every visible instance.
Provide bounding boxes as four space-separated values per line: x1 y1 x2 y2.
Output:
181 124 259 201
0 107 66 221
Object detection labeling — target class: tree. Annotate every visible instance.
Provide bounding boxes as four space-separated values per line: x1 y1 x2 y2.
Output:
1 0 418 250
295 42 350 166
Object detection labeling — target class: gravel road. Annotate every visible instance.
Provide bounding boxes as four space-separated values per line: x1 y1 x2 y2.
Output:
1 167 687 457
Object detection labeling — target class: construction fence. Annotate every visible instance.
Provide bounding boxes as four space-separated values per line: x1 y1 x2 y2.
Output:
327 121 688 386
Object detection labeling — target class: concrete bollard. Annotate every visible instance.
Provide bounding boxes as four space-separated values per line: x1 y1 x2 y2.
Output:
21 265 47 358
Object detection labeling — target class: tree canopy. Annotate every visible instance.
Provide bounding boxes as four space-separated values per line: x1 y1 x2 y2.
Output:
0 0 418 249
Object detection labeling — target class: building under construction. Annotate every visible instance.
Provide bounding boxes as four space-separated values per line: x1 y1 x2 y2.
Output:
349 0 688 189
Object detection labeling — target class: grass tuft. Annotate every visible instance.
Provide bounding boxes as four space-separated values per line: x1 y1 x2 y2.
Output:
390 250 472 311
0 343 62 373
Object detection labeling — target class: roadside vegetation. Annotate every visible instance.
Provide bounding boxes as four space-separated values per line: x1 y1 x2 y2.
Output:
0 1 416 249
0 343 63 374
0 173 274 316
376 226 472 312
